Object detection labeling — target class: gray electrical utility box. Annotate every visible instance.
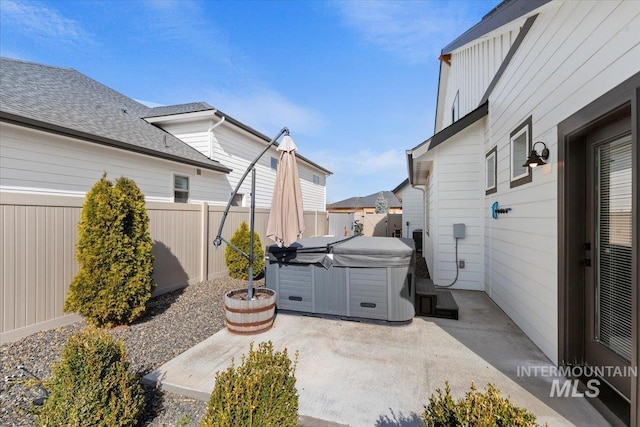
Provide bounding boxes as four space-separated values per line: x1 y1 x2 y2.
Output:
453 223 466 239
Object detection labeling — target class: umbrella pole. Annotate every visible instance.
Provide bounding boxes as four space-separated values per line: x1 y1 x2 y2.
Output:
213 127 289 249
248 168 256 300
212 127 289 298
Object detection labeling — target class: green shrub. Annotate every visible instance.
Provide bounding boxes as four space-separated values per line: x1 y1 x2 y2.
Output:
423 382 539 427
225 221 265 279
37 327 144 427
201 341 298 427
64 174 155 327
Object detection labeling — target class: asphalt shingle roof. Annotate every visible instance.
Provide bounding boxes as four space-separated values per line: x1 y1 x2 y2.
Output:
145 102 215 118
0 57 230 173
328 190 401 210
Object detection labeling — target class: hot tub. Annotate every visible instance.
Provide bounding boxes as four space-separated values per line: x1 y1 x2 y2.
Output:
265 236 415 321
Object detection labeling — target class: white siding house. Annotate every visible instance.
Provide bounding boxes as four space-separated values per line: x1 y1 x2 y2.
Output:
0 58 331 210
145 106 330 211
407 1 639 424
392 179 424 240
0 122 232 203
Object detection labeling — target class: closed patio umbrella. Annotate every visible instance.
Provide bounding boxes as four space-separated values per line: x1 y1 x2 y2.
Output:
267 135 305 247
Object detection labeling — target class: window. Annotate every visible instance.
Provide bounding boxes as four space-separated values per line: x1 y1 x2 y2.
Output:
270 157 278 170
485 146 497 195
231 193 244 207
452 91 460 123
510 116 532 188
174 175 189 203
313 174 320 185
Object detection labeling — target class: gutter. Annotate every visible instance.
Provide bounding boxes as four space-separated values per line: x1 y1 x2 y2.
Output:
0 112 232 174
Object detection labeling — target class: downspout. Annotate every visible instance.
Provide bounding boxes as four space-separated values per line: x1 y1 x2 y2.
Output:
208 110 225 159
407 148 428 260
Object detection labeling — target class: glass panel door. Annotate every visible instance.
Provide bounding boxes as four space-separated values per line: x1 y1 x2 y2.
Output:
595 135 633 362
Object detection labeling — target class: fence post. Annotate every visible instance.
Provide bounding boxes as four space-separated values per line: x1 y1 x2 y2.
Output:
201 202 209 282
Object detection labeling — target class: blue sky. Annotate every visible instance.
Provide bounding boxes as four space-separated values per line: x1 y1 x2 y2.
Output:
0 0 500 203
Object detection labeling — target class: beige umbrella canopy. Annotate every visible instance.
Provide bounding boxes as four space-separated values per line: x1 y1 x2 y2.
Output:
267 135 305 247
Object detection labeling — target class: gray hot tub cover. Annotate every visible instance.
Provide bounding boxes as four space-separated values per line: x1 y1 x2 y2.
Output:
267 236 415 268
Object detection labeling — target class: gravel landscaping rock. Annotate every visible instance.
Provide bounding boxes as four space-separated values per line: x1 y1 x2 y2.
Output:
0 276 261 426
1 251 428 426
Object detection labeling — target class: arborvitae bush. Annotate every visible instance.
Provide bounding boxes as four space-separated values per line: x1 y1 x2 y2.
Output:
225 221 265 279
201 341 298 427
37 327 144 427
423 382 539 427
64 174 155 327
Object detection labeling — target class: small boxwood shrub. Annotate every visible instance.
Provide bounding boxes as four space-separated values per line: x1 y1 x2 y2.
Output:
201 341 298 426
225 221 265 279
37 327 144 427
64 174 155 327
423 382 539 427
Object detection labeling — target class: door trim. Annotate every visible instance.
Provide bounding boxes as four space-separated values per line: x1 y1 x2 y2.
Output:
558 72 639 425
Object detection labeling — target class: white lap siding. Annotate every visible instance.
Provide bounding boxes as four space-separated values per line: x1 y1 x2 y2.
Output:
0 123 231 202
161 119 327 211
483 0 640 364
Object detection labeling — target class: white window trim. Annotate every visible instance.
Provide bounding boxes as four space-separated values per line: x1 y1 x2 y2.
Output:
452 91 460 123
231 192 244 207
173 173 190 203
509 116 533 188
485 147 497 194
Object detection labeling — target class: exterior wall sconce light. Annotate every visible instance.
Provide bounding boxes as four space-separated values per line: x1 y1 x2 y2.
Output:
523 141 550 168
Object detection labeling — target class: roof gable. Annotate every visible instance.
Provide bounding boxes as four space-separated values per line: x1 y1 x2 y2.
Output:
145 101 333 176
442 0 550 54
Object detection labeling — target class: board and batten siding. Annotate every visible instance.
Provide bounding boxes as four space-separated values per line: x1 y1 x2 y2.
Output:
162 119 328 211
483 0 640 364
0 123 233 204
424 120 486 291
437 20 524 132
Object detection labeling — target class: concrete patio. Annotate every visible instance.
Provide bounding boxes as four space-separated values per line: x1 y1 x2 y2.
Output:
144 290 609 426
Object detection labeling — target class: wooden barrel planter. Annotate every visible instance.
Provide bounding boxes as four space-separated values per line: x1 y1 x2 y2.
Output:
224 288 276 334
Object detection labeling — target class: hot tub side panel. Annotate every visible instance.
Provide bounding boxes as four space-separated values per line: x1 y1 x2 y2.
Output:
314 266 348 316
387 265 415 321
348 268 389 320
266 263 313 312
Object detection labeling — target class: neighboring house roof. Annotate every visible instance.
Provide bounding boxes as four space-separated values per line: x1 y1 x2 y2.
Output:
441 0 550 54
145 102 333 176
327 191 401 210
145 102 213 117
0 57 231 173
